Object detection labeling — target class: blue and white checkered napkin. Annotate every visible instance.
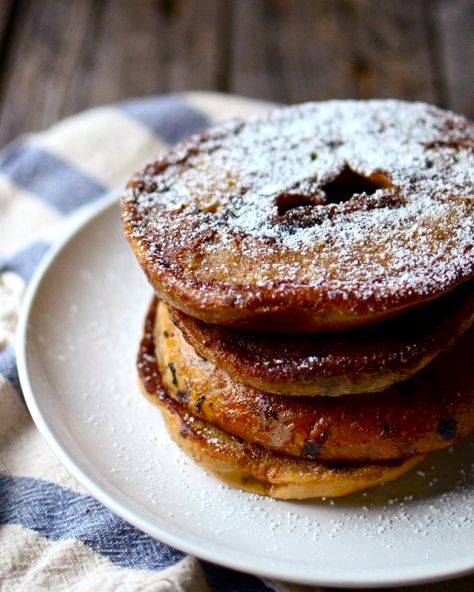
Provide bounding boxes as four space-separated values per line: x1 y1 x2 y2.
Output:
0 92 471 592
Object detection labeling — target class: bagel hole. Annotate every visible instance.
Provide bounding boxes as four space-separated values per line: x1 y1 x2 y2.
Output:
275 167 392 215
275 192 325 216
321 165 391 204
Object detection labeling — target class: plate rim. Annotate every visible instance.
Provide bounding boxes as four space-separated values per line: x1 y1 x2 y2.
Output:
16 193 474 589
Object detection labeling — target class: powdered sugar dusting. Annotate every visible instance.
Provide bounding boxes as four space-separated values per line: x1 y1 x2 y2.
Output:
123 100 474 312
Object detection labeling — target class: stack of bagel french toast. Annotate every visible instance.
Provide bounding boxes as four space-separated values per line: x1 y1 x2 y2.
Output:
121 100 474 499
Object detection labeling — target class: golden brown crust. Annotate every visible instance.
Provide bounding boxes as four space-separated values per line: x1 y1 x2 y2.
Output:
153 299 474 462
136 305 423 498
169 282 473 396
155 391 424 499
122 100 474 333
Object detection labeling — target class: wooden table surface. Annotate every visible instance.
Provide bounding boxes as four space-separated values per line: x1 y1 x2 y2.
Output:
0 0 472 148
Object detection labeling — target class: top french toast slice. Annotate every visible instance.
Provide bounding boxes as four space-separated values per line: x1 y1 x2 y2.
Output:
122 100 474 333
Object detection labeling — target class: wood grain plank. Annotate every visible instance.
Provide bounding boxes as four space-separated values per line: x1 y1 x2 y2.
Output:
229 0 438 105
163 0 226 91
435 0 474 118
64 0 164 111
0 0 16 45
230 0 356 103
0 0 226 146
0 0 20 103
0 0 96 147
275 0 357 102
71 0 224 107
348 0 438 102
1 0 471 148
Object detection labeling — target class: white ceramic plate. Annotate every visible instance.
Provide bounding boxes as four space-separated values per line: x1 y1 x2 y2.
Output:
17 195 474 589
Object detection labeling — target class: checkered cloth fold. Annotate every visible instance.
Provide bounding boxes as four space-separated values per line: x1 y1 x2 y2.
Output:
0 92 472 592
